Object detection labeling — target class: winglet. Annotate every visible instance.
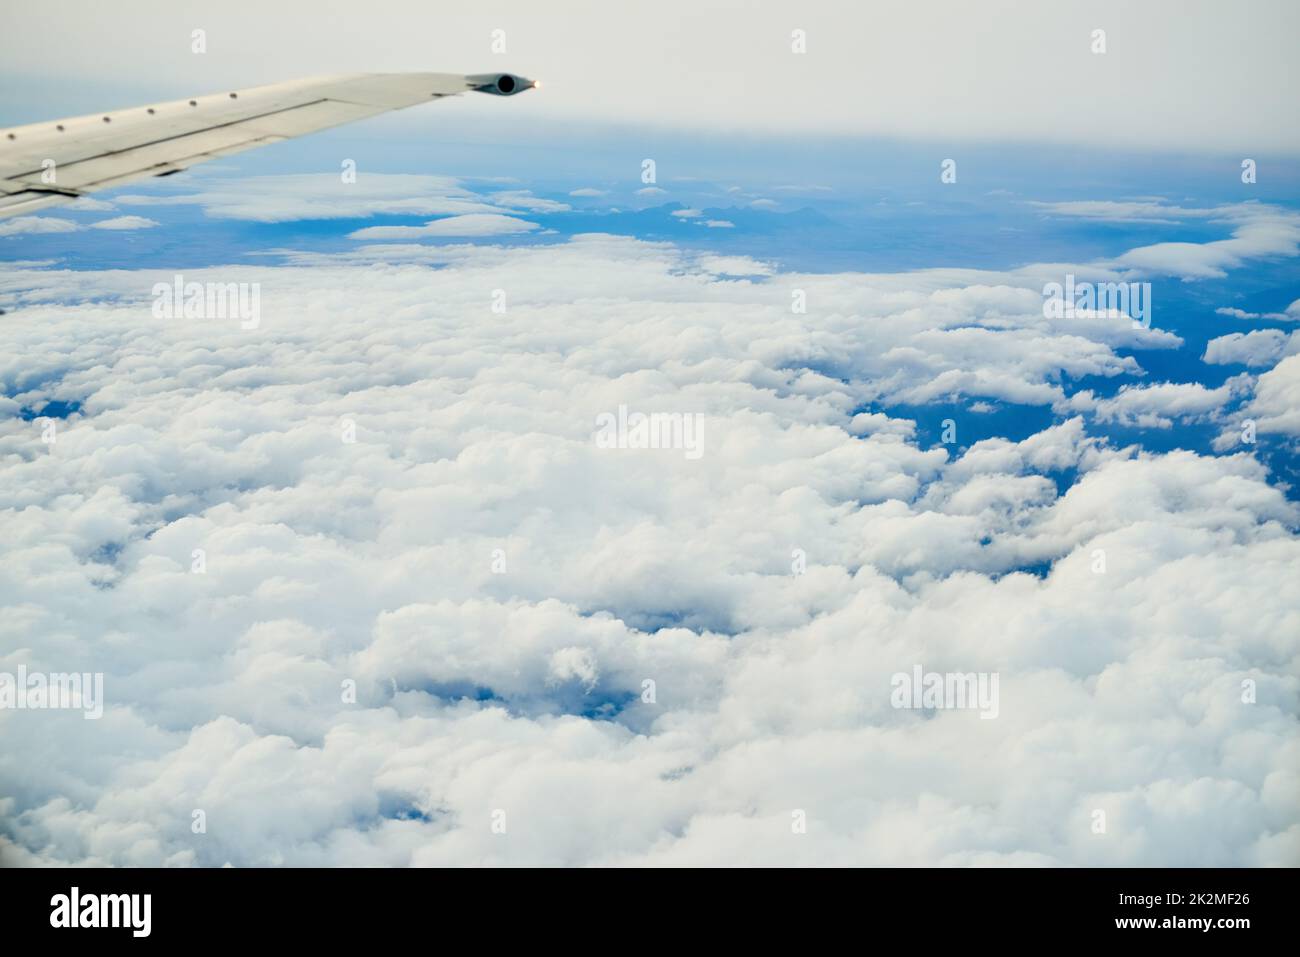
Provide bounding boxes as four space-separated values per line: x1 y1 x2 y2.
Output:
465 74 537 96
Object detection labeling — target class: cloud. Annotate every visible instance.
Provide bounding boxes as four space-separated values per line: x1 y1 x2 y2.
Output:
66 197 117 212
636 187 666 197
490 191 571 214
568 188 608 198
1229 353 1300 440
115 174 510 223
0 216 80 236
1030 200 1206 225
1024 201 1300 282
1216 303 1300 322
671 208 702 219
704 220 734 229
348 214 541 240
1204 330 1300 367
0 228 1296 867
1114 204 1300 280
88 216 160 231
1068 381 1240 428
694 254 773 277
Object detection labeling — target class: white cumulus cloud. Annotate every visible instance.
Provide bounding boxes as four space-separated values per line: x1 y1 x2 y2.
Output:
0 227 1296 868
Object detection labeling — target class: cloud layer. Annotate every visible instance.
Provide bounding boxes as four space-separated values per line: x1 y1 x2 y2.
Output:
0 226 1296 866
4 0 1298 153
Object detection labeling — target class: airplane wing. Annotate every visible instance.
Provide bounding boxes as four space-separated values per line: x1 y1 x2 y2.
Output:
0 72 535 219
